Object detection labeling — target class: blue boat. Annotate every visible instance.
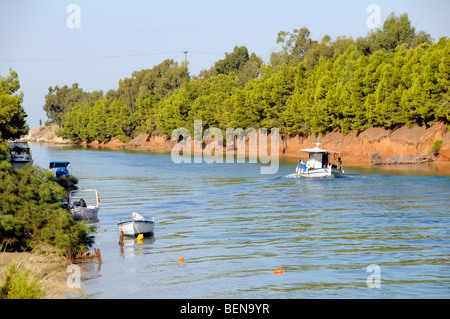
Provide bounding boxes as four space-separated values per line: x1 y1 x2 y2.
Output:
49 161 79 187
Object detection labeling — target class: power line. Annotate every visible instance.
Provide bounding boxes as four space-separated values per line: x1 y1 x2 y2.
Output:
0 50 225 63
0 51 182 63
189 51 224 56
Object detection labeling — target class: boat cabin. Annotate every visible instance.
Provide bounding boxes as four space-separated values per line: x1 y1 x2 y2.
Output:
298 143 342 170
8 141 33 168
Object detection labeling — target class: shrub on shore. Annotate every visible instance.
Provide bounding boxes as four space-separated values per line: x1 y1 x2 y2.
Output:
432 139 443 156
0 262 42 299
0 158 94 255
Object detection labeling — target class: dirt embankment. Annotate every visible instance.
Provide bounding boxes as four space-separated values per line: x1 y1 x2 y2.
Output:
0 252 85 299
26 122 450 164
281 122 450 164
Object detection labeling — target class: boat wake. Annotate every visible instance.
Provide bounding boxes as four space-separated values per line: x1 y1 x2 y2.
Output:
284 173 302 179
284 173 342 179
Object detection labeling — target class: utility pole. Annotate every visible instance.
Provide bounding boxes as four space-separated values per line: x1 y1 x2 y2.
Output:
183 50 188 66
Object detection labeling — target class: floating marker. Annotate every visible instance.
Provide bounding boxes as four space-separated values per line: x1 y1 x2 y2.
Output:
273 269 284 275
179 257 184 263
137 234 144 240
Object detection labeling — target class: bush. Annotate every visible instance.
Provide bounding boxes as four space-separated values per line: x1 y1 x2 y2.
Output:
432 140 443 156
0 263 43 299
0 161 94 255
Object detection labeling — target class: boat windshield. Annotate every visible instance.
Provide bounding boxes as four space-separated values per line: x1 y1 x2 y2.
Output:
307 152 328 168
49 161 70 169
69 190 98 207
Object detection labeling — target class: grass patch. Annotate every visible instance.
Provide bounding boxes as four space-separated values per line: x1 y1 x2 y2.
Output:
0 262 43 299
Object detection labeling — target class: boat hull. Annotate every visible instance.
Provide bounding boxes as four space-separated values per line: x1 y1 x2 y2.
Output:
55 175 79 188
118 220 155 237
70 206 99 221
10 160 34 169
296 166 344 178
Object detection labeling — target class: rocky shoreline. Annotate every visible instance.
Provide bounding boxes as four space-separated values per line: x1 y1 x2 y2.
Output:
369 152 436 165
24 125 72 144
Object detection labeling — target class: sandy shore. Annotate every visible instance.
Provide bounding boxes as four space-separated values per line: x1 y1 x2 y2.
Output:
0 252 86 299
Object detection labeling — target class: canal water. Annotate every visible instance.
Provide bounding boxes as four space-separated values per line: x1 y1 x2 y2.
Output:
30 143 450 298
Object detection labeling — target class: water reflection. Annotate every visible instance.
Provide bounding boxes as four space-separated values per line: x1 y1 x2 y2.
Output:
119 236 156 258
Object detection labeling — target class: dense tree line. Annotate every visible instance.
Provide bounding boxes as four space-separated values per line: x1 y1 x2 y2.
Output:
49 13 449 143
0 70 93 255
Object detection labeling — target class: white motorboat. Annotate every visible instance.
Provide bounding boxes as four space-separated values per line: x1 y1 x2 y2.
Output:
118 212 155 237
296 143 344 177
7 141 33 169
68 189 100 221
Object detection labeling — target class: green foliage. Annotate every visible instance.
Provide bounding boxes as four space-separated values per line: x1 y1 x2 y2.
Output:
0 162 94 255
0 263 43 299
215 46 250 75
53 12 449 142
271 27 315 67
43 83 103 126
432 140 443 156
58 59 189 142
0 69 28 140
356 12 432 56
212 46 263 86
0 71 93 257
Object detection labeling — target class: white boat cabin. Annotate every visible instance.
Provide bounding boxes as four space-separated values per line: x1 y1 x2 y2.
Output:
296 143 344 177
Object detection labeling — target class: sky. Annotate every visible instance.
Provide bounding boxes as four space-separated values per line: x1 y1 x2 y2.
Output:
1 0 449 128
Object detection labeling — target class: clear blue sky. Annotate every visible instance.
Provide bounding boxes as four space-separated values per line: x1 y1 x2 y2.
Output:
1 0 449 128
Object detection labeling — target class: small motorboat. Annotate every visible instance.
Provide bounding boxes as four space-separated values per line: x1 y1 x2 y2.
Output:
68 189 100 221
49 161 79 188
118 212 155 237
7 141 34 169
296 143 344 177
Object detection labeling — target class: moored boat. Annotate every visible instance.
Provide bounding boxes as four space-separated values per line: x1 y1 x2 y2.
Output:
296 143 344 177
118 212 155 237
69 189 100 221
7 141 34 169
49 161 79 188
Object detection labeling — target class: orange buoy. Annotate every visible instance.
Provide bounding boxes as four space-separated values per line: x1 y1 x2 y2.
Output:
179 257 184 263
274 269 284 275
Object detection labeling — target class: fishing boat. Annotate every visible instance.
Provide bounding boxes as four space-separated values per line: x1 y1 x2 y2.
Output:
118 212 155 237
68 189 100 221
296 143 344 177
49 161 79 188
7 141 34 169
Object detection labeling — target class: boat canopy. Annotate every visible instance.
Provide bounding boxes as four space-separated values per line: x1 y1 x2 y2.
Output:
49 161 70 169
131 212 145 221
8 141 30 148
8 142 31 153
300 147 341 153
299 143 340 154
